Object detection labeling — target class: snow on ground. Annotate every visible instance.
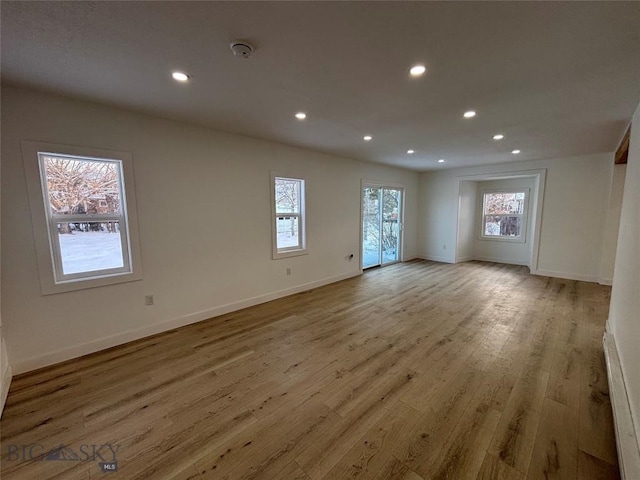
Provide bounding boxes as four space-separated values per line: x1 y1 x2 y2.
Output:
363 243 398 268
58 231 124 274
277 232 299 249
362 220 399 268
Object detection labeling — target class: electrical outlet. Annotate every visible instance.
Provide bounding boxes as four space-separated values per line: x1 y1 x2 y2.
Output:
286 268 291 276
145 295 154 306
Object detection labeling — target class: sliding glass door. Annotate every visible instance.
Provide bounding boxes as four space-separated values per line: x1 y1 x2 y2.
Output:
362 185 403 269
362 186 381 268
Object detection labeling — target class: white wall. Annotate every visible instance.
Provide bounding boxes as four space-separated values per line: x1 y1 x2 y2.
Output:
0 86 419 373
608 103 640 452
600 164 626 285
455 181 477 262
418 170 460 263
419 152 613 282
472 177 536 266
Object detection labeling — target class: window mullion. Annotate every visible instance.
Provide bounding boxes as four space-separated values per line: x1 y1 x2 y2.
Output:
51 214 123 223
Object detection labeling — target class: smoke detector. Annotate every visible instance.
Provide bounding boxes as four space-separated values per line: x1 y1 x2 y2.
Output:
230 41 254 59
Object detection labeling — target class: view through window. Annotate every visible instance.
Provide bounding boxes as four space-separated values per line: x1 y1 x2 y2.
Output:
482 191 527 239
39 153 131 281
274 176 306 256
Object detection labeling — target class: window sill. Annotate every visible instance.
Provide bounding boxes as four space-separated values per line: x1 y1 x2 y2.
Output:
41 270 143 295
478 236 526 244
272 249 308 260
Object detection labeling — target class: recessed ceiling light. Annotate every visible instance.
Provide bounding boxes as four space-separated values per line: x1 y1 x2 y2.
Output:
363 135 373 141
512 149 521 154
407 149 415 154
438 159 446 163
409 64 426 77
295 112 307 120
493 134 504 140
463 110 476 118
172 71 189 82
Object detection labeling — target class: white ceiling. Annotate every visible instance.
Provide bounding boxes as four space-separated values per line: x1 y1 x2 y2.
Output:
2 2 639 171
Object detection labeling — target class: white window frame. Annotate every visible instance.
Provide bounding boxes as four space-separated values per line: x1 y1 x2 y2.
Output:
479 188 529 243
271 173 307 259
22 141 143 294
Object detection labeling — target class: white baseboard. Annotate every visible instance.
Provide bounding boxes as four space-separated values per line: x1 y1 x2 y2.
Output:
455 255 474 263
532 269 600 283
603 323 640 480
0 365 12 417
599 277 613 286
12 270 362 375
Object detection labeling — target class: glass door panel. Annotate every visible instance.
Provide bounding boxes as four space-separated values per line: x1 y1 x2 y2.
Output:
362 186 381 268
381 188 401 264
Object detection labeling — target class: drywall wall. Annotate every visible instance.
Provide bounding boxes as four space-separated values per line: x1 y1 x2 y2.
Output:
419 152 613 281
455 181 477 262
418 170 459 263
1 86 419 373
608 102 640 456
472 177 536 266
600 164 626 285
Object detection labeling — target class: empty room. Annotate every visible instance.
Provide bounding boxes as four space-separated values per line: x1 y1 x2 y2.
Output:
1 2 639 479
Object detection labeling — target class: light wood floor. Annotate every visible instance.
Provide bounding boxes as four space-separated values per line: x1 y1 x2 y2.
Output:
0 261 619 480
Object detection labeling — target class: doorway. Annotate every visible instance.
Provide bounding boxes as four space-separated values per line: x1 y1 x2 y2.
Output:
362 185 403 269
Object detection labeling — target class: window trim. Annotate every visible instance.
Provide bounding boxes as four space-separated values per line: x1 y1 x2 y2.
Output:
271 173 307 259
479 188 530 243
22 141 143 294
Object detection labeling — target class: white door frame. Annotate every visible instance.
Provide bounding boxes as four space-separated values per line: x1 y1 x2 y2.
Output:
360 180 405 270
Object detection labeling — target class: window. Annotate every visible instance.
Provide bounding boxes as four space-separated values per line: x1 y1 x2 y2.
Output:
481 190 529 242
22 142 143 294
272 175 306 258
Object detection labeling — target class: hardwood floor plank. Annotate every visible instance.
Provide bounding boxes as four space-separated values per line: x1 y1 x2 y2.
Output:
486 350 550 473
414 380 502 480
320 401 421 480
295 376 413 480
476 452 525 480
546 342 582 409
371 456 424 480
393 365 487 472
278 461 312 480
195 398 339 480
526 398 578 479
577 449 620 480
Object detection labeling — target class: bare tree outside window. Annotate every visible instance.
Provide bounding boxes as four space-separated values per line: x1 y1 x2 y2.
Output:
42 156 121 235
482 191 526 239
